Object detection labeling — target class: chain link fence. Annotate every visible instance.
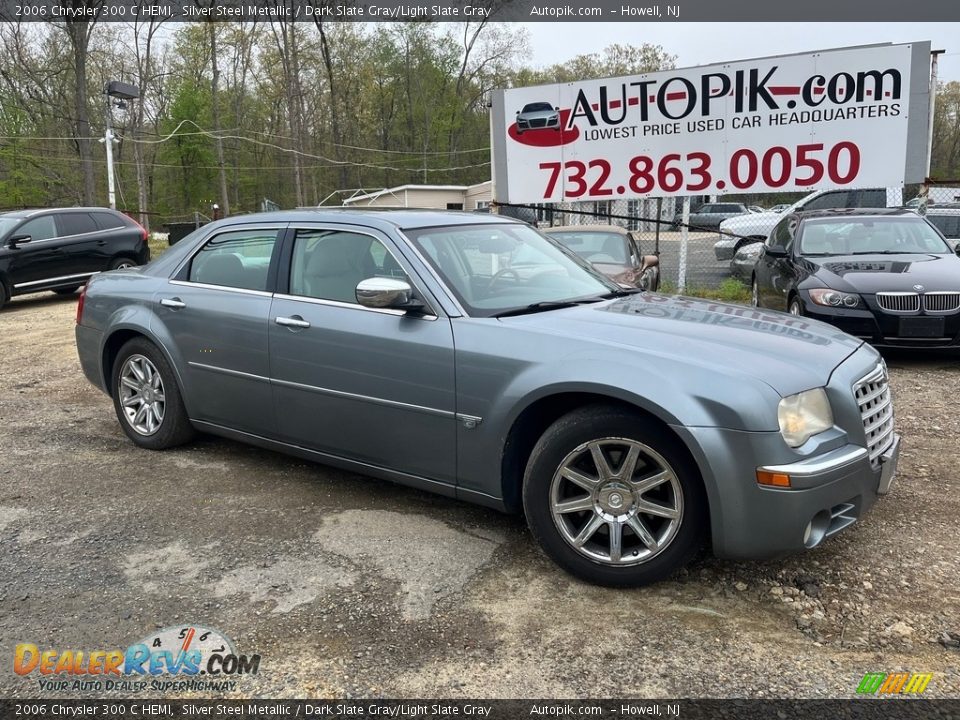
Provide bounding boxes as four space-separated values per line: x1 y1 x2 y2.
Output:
497 183 960 296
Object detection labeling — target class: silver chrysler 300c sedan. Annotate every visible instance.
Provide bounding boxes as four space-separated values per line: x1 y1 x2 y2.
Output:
75 210 899 586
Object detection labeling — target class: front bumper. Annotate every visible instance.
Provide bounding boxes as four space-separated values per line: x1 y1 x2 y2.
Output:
714 237 738 261
674 424 899 560
799 298 960 348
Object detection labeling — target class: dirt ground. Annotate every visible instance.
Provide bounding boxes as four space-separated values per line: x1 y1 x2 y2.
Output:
1 290 958 699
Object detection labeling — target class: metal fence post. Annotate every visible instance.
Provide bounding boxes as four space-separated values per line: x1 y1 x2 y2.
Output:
678 196 690 292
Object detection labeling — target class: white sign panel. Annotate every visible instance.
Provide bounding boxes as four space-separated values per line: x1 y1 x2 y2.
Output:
491 43 931 204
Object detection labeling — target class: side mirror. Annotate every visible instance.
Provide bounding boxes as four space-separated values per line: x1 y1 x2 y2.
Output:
954 243 960 257
554 106 560 112
356 277 424 311
515 110 520 114
764 245 788 258
7 234 31 248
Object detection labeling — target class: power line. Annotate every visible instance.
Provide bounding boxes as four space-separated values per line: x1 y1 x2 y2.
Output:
0 147 491 173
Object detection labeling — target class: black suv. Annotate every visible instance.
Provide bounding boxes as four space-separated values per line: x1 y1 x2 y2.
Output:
0 207 150 309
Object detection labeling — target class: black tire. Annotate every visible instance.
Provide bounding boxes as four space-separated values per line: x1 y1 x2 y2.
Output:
0 279 8 310
52 286 81 295
111 337 195 450
789 295 805 316
522 405 707 587
109 256 138 271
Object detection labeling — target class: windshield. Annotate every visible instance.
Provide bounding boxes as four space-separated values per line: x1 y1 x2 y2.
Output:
522 103 554 113
404 223 618 317
548 231 630 264
0 217 22 239
799 217 952 256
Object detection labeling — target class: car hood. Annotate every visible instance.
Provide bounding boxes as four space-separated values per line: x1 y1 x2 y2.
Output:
803 253 960 294
502 294 862 395
721 211 780 232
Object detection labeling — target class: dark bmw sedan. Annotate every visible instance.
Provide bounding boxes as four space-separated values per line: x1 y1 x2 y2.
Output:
76 210 899 587
752 209 960 348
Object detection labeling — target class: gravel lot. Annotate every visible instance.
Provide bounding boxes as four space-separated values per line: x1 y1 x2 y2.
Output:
1 291 958 699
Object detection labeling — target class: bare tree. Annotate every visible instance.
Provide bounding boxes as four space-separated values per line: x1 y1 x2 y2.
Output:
59 11 101 205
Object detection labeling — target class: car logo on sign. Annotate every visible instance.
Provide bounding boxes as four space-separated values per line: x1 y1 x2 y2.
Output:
914 284 925 292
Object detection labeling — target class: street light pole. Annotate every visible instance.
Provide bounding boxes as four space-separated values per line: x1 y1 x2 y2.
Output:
102 80 140 211
104 97 117 210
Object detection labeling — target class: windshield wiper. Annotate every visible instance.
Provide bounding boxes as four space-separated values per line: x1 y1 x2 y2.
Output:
847 250 915 255
600 288 644 298
493 297 606 318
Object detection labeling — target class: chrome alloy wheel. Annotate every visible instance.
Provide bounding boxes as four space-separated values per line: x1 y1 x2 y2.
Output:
118 354 165 436
549 438 683 566
115 260 135 269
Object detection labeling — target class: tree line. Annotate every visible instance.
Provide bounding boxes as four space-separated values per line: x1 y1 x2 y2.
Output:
0 18 674 229
1 18 958 232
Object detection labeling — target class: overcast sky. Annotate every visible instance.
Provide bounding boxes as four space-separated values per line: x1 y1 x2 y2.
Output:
522 23 959 82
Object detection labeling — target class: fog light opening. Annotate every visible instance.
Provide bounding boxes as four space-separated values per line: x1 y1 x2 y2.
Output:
804 510 830 549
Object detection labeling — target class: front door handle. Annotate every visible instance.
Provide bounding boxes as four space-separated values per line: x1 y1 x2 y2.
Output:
160 297 186 309
275 315 310 329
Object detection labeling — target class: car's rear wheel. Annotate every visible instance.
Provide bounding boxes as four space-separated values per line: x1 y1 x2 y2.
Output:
109 257 137 270
523 406 707 587
52 286 81 295
0 279 8 310
111 337 195 450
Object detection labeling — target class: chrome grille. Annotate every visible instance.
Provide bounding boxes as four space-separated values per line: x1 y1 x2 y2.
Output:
854 364 895 466
923 292 960 313
876 292 919 313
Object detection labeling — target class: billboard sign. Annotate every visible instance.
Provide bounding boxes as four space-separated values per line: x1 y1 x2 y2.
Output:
490 43 931 204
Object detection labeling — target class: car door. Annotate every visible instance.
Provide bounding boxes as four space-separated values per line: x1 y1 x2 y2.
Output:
268 225 457 485
756 216 798 310
5 215 64 290
55 211 105 275
152 224 284 436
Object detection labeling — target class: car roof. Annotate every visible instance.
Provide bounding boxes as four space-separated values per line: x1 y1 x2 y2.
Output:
794 208 917 219
546 224 629 235
0 207 123 219
218 208 526 231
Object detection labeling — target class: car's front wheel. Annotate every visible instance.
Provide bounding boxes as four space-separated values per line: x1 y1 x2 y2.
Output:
111 337 195 450
751 276 760 307
523 406 707 587
789 296 805 316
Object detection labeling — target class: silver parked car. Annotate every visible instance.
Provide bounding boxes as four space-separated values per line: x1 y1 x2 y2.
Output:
515 102 560 134
75 210 899 587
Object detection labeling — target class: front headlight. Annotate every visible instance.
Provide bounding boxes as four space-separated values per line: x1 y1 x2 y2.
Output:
777 388 834 447
808 288 861 308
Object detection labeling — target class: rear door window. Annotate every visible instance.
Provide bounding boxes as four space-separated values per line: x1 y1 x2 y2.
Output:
802 191 852 211
57 212 98 237
188 229 280 292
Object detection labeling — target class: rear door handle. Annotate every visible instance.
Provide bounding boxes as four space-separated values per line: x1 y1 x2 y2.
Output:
160 297 186 309
275 315 310 329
